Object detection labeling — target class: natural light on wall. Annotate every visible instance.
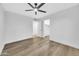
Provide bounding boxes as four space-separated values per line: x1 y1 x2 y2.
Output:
44 19 50 25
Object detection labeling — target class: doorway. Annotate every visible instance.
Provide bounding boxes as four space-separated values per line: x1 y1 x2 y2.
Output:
43 19 50 37
33 19 50 37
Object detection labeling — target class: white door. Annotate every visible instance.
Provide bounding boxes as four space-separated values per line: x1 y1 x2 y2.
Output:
43 19 50 36
33 20 42 36
33 19 50 37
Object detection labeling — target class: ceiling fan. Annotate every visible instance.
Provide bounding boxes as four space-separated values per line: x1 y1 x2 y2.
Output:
25 3 47 15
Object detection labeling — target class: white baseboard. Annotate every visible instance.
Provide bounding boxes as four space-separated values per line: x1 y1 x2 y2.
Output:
5 36 33 44
0 44 5 55
50 37 79 49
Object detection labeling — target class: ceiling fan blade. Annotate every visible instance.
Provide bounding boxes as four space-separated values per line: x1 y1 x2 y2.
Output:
28 3 34 8
38 10 46 13
25 9 33 11
37 3 45 9
35 11 37 15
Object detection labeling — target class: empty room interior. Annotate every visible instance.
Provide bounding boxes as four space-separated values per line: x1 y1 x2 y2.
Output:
0 3 79 56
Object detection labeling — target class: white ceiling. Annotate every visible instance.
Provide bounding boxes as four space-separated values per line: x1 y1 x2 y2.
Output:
2 3 79 19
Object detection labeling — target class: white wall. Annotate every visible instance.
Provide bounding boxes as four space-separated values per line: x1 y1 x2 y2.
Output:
0 4 5 54
50 5 79 48
5 11 33 43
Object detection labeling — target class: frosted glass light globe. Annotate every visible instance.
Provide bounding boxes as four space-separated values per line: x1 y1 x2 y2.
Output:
34 9 37 12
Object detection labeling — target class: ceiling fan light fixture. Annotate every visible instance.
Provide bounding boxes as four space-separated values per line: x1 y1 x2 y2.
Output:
34 9 38 12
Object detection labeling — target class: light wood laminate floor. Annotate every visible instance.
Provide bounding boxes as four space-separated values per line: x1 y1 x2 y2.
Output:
1 36 79 56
